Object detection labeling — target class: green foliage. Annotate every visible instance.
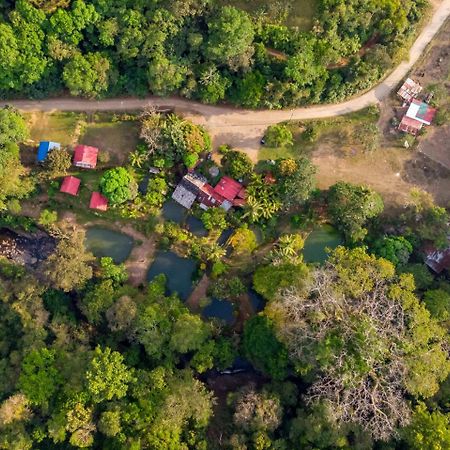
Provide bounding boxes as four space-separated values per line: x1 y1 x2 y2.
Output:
328 182 384 243
423 289 450 322
403 403 450 450
0 107 29 145
63 52 110 98
201 207 228 232
205 6 254 67
221 150 253 180
38 209 57 227
243 315 289 380
372 235 413 266
0 1 427 108
44 148 72 178
399 263 434 291
253 262 309 301
275 157 316 208
18 348 61 406
42 229 94 292
209 276 246 300
99 257 128 284
78 279 115 324
183 152 198 169
264 124 293 148
229 226 258 255
100 167 136 205
86 346 134 403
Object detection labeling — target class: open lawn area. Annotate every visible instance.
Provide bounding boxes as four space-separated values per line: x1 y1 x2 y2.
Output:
222 0 317 30
25 111 82 146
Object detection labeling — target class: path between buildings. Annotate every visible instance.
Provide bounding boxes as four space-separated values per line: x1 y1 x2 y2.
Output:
2 0 450 157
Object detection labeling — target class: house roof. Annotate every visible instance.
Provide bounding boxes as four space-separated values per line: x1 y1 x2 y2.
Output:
397 78 422 102
172 183 198 209
74 145 99 167
213 176 243 201
37 141 60 162
60 176 81 196
424 245 450 274
399 116 423 135
198 183 225 208
89 192 108 211
406 99 437 125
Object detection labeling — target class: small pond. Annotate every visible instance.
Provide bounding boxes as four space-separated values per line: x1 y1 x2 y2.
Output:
147 251 197 300
186 216 208 237
303 224 342 264
202 298 235 325
84 227 134 264
163 199 187 224
248 289 265 313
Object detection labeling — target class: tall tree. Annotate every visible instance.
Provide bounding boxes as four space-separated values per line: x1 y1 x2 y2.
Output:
42 229 94 292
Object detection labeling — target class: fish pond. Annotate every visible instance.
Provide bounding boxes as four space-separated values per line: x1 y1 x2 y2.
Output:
84 227 134 264
303 224 342 264
202 298 235 325
147 251 198 300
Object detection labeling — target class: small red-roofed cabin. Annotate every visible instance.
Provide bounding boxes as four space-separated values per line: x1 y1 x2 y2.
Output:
89 192 108 211
74 145 99 169
60 176 81 196
264 172 276 185
213 176 242 202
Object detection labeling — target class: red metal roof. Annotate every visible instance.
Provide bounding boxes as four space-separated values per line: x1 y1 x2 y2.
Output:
198 183 225 208
89 192 108 211
237 187 247 199
233 198 246 207
74 145 98 168
399 116 422 135
213 176 242 202
60 176 80 196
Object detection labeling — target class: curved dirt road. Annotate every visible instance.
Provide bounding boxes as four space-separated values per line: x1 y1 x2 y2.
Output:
2 0 450 157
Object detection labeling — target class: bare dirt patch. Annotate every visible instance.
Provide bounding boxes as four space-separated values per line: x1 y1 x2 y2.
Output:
80 119 141 166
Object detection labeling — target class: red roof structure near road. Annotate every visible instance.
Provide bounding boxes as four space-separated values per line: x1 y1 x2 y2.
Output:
60 176 80 196
213 176 243 202
73 145 99 169
89 192 108 211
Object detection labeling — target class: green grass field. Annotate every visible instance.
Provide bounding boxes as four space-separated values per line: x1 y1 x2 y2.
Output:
26 112 82 146
258 107 381 161
223 0 317 30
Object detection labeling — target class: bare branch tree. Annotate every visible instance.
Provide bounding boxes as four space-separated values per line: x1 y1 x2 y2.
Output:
270 266 414 440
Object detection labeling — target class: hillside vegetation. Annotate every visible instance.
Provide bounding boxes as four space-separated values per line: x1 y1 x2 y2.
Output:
0 0 428 108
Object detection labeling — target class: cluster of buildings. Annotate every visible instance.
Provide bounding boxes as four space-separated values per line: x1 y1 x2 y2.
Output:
172 173 246 211
37 141 108 211
397 78 437 136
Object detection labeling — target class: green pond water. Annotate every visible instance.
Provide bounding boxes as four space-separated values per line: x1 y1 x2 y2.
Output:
147 251 197 300
303 225 342 264
84 227 134 264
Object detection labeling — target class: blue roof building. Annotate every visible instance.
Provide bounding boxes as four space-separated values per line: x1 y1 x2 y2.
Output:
37 141 61 162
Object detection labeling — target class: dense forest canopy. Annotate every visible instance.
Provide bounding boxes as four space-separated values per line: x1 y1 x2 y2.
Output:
0 0 428 107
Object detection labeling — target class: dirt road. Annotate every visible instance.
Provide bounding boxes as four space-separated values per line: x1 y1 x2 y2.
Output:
2 0 450 154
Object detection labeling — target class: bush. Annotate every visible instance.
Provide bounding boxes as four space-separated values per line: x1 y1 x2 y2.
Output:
265 124 293 147
38 209 57 227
